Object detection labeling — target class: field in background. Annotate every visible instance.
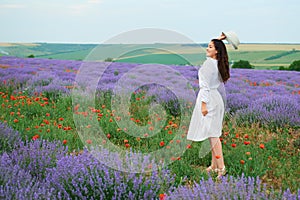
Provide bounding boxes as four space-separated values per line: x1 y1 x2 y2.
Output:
1 42 300 69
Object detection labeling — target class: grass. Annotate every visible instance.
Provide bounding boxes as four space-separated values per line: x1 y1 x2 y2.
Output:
36 49 93 60
1 43 300 69
0 88 299 193
116 53 203 65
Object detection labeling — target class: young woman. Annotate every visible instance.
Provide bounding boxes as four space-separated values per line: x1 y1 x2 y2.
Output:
187 33 229 178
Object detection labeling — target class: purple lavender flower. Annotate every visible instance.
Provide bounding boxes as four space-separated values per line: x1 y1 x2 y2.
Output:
0 153 59 200
0 122 23 153
8 139 68 179
1 56 299 127
166 174 298 199
47 148 176 199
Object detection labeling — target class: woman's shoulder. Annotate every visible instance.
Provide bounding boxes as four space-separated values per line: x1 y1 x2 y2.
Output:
206 57 218 63
202 57 217 67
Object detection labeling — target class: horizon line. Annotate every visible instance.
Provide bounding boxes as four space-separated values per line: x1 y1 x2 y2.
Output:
1 42 300 45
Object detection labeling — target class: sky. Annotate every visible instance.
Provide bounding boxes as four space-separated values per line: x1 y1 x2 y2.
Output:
0 0 299 44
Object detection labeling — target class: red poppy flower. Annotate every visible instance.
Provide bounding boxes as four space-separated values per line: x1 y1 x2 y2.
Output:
159 141 165 147
159 193 166 200
32 134 39 140
171 123 178 128
86 139 92 144
10 96 17 101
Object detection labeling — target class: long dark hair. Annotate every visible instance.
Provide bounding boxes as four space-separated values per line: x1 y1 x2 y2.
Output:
211 39 230 83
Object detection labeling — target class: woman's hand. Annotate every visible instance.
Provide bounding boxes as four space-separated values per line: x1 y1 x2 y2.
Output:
217 32 226 40
201 102 208 116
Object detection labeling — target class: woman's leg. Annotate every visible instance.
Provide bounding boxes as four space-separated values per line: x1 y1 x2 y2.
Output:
211 146 217 168
206 147 217 173
209 137 225 176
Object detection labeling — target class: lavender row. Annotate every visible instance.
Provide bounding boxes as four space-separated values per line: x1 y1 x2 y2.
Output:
0 56 299 126
0 122 175 200
166 175 300 200
1 121 299 199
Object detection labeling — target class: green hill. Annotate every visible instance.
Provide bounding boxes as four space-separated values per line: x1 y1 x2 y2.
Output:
1 42 300 69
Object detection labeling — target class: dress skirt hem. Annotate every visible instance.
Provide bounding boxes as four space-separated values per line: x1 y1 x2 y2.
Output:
187 90 224 141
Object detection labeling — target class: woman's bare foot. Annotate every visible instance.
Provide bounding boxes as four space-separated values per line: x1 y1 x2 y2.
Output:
206 165 217 173
216 166 226 179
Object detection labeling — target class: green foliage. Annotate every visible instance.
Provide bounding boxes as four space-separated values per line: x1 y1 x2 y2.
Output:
288 60 300 71
0 88 299 192
117 53 195 65
105 57 114 62
27 54 35 58
232 60 254 69
114 70 119 76
293 138 300 148
3 43 300 69
278 66 287 70
264 50 299 60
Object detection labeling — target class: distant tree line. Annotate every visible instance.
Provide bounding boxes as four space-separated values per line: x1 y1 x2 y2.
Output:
231 60 254 69
278 60 300 71
25 53 300 72
264 49 299 61
232 59 300 71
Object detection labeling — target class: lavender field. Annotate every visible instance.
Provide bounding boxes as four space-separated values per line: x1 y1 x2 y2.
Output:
0 56 299 199
0 56 299 127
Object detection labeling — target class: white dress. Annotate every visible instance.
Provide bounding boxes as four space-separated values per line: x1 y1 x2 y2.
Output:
187 57 225 141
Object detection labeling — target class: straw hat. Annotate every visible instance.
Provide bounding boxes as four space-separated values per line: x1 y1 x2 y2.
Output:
222 31 240 49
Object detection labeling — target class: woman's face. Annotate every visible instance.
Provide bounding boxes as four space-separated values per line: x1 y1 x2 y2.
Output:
206 41 218 59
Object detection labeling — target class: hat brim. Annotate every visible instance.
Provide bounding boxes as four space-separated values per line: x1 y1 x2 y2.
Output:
222 31 240 50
